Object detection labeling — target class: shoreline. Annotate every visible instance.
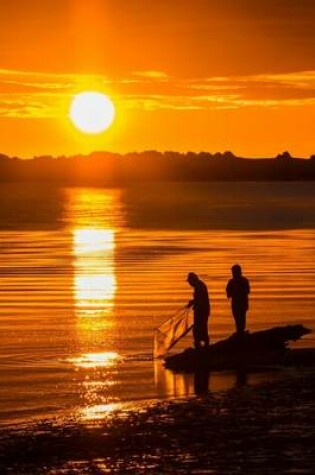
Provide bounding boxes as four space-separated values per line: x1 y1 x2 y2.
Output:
1 368 314 474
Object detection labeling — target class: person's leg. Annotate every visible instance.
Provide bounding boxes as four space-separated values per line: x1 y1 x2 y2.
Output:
234 309 244 333
232 307 246 333
197 319 209 347
203 321 209 347
193 326 201 349
194 339 201 350
239 310 246 333
232 307 240 333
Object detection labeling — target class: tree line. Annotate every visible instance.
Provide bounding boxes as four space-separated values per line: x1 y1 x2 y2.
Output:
1 150 315 184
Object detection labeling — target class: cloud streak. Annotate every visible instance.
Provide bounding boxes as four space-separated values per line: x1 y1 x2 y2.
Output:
1 68 315 118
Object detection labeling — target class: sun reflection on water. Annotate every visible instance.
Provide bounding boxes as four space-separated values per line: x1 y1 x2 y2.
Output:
72 225 119 421
67 189 124 422
73 228 116 318
74 228 115 254
74 274 116 311
69 351 120 368
81 402 122 421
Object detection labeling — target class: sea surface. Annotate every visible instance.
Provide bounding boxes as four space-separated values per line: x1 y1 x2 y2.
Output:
0 182 314 426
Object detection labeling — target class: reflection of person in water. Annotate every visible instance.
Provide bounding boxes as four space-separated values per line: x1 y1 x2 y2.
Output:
226 264 250 334
235 370 248 388
194 369 210 394
186 272 210 349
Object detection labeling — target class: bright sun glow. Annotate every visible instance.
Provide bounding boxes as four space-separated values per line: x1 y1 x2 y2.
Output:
70 92 115 134
73 229 115 254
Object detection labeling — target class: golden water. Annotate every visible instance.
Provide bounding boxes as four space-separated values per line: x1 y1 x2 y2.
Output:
0 183 314 424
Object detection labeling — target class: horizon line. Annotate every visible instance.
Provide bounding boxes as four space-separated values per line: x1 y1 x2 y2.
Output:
1 150 314 161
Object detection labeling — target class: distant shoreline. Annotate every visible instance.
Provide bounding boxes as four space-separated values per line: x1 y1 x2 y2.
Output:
1 151 315 183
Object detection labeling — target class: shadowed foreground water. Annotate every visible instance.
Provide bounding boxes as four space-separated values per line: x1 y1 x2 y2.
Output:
1 371 314 474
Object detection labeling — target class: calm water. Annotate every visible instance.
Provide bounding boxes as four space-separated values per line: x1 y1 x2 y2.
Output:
0 182 314 425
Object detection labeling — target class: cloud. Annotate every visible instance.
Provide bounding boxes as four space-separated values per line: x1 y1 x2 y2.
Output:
118 70 315 110
132 70 170 81
184 71 315 107
0 98 53 118
0 68 315 118
0 69 112 118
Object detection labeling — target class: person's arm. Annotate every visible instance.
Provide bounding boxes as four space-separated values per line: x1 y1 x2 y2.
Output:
226 281 232 299
246 278 250 295
186 299 194 309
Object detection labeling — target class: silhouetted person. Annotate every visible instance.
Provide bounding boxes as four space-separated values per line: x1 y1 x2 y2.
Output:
186 272 210 349
226 264 250 334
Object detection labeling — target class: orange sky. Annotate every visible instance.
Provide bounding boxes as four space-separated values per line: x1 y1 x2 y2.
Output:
1 0 315 158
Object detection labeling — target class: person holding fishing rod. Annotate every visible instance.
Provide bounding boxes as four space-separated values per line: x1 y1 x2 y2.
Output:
186 272 210 350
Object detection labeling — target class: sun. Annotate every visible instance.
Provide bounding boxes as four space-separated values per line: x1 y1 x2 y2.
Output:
70 92 115 134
